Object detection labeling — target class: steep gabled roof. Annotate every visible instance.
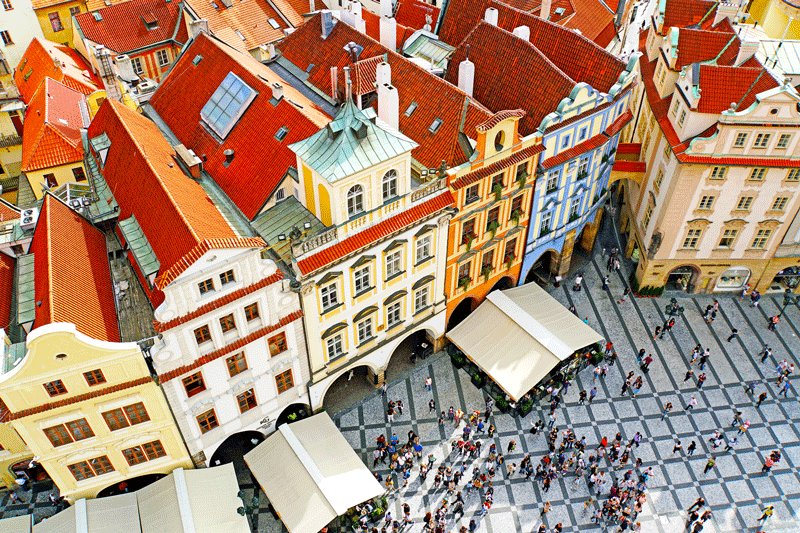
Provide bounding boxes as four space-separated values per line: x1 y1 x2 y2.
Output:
0 254 12 330
21 78 87 173
695 64 779 114
395 0 441 30
278 15 492 168
149 32 330 220
74 0 188 54
673 26 740 69
13 38 101 104
30 195 120 342
87 100 263 300
362 9 416 46
661 0 718 32
183 0 291 50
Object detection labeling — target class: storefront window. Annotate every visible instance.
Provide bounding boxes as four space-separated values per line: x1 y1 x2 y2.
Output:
714 267 750 291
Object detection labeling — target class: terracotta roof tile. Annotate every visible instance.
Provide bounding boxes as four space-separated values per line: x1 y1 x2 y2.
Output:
616 142 641 155
183 0 292 50
297 192 453 275
674 27 739 69
88 99 261 301
21 78 87 173
565 0 616 45
13 38 101 104
476 109 526 132
281 0 325 20
0 254 12 330
362 9 416 46
149 33 330 219
279 16 492 168
696 64 779 114
612 160 646 172
451 143 544 189
30 195 120 342
395 0 441 30
74 0 187 54
661 0 718 32
0 200 19 223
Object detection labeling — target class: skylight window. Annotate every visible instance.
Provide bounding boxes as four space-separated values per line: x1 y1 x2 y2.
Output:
235 30 245 41
275 126 289 141
268 18 280 29
192 54 203 65
428 118 443 134
404 102 418 117
200 72 257 140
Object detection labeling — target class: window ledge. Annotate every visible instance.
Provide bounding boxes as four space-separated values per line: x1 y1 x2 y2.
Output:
414 304 432 317
321 302 344 316
414 255 434 268
353 286 374 298
357 336 377 348
385 270 406 283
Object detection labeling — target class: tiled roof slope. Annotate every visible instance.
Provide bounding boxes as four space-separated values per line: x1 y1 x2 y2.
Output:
30 195 120 342
88 100 261 300
14 38 101 104
362 9 416 46
183 0 290 50
74 0 188 54
695 64 779 114
444 21 576 136
21 78 86 173
661 0 717 32
440 0 624 93
395 0 441 30
149 33 330 219
674 27 739 69
564 0 617 47
0 199 20 223
278 15 492 168
0 254 12 330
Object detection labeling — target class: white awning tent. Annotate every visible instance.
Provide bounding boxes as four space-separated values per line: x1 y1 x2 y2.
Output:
245 412 384 533
0 515 32 533
28 465 249 533
447 283 603 401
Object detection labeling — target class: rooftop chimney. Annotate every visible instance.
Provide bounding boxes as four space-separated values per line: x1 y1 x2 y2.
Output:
484 7 499 26
736 39 760 66
377 62 399 130
94 45 122 101
189 19 209 39
458 45 475 97
309 0 315 13
271 82 284 101
114 54 137 83
223 149 235 164
713 1 739 27
344 66 352 101
380 0 392 18
540 0 551 21
321 10 335 39
512 25 530 41
380 14 397 50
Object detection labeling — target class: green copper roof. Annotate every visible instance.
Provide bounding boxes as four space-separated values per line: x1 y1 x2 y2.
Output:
252 196 327 264
16 253 34 327
119 215 160 277
289 101 417 183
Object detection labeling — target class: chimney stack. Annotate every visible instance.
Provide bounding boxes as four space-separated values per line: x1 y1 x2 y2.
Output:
189 19 209 39
540 0 552 21
308 0 315 13
380 14 397 50
94 45 123 101
344 66 352 102
736 39 760 66
512 25 530 41
380 0 392 18
376 62 399 131
458 45 475 97
114 55 137 82
271 82 284 101
713 1 739 26
321 10 335 39
484 7 499 26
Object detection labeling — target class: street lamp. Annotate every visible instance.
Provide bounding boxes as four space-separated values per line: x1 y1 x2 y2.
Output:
781 288 800 314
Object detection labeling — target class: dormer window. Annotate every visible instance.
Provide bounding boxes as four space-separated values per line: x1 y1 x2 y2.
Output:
142 13 158 30
201 72 257 140
429 118 443 134
347 185 364 217
268 18 280 29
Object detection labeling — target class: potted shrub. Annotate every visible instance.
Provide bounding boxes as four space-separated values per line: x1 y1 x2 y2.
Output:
481 265 493 281
511 209 522 226
496 397 510 413
450 350 467 368
465 235 475 251
487 220 500 238
590 351 604 365
492 183 503 201
518 398 533 417
458 276 471 292
471 373 485 388
505 254 515 269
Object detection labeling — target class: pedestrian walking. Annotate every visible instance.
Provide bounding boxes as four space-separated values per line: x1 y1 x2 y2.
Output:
703 458 715 475
641 354 654 372
540 501 551 517
672 439 683 454
697 373 707 389
618 286 631 303
768 314 780 331
686 395 698 411
724 436 738 452
727 328 739 342
687 440 697 456
653 326 662 340
602 275 610 291
688 497 705 512
684 369 694 382
589 386 598 404
424 376 432 392
428 398 436 413
579 390 587 404
779 380 791 396
731 411 743 427
760 345 772 363
759 505 774 522
756 391 768 407
661 402 673 420
738 420 751 435
573 273 584 292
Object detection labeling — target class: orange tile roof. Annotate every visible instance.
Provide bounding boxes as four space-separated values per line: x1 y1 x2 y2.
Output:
183 0 291 50
362 9 416 46
0 199 19 223
395 0 441 30
30 195 120 342
297 192 454 275
14 38 101 104
451 143 544 189
674 27 739 69
30 0 74 9
696 64 779 114
21 78 87 173
612 160 646 172
88 99 263 300
149 33 330 220
279 15 492 168
74 0 188 54
0 253 12 330
565 0 617 46
661 0 718 33
86 0 132 11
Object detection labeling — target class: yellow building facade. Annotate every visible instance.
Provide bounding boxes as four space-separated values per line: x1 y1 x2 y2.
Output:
0 323 193 502
26 161 88 199
746 0 800 39
33 0 86 47
0 422 34 491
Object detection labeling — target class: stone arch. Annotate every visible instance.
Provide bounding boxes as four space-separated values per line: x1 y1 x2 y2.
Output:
523 249 560 285
665 264 701 292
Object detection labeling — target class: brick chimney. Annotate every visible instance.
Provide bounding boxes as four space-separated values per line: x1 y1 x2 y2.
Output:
377 62 399 130
321 10 335 39
458 45 475 97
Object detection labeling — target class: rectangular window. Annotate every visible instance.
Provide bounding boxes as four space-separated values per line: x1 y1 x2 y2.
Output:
326 335 344 360
414 286 429 312
458 261 471 284
736 196 754 210
43 380 67 397
219 314 236 334
753 133 771 148
415 235 432 263
540 211 552 236
357 317 373 344
682 228 702 249
226 352 247 376
545 171 558 193
510 195 523 220
219 269 235 285
569 199 580 218
44 173 57 188
386 250 402 278
577 158 589 178
654 169 664 192
237 389 257 413
354 266 371 294
198 279 214 294
182 372 206 398
72 167 86 182
83 369 106 386
0 31 11 46
69 5 79 15
733 132 748 147
643 203 654 228
156 49 169 67
749 168 767 181
268 332 287 356
771 196 789 211
752 229 772 249
43 425 73 447
504 238 517 263
65 419 94 441
481 249 494 270
201 72 257 139
491 173 504 191
670 98 680 116
387 301 401 328
698 195 715 209
486 207 500 232
788 169 800 182
677 109 687 127
194 325 212 345
461 218 476 245
244 302 260 321
561 135 571 149
123 440 166 466
778 134 791 149
719 228 738 248
132 57 143 74
578 126 588 141
710 166 727 180
196 409 218 433
320 283 339 311
124 402 149 425
515 163 528 181
101 402 149 431
275 369 294 394
68 456 114 481
49 12 63 32
122 446 147 466
382 171 397 201
464 184 479 204
1 0 12 10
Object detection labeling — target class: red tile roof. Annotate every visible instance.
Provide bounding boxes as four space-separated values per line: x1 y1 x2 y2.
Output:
395 0 441 30
661 0 718 33
74 0 188 54
0 199 19 223
13 38 101 104
21 78 86 173
183 0 292 50
476 109 526 132
362 9 416 47
149 33 330 219
88 99 263 301
566 0 617 47
30 195 120 342
279 16 492 168
612 160 646 172
297 192 454 275
451 143 544 189
616 142 641 155
540 111 630 169
695 64 779 114
673 27 739 69
0 254 12 330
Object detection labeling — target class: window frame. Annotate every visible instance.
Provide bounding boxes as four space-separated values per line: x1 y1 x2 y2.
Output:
320 282 339 311
198 278 214 295
226 352 248 377
83 369 106 386
219 313 237 334
156 49 169 67
464 184 479 205
200 72 257 140
326 334 344 360
777 134 791 149
244 302 260 322
386 301 402 329
48 12 63 32
733 132 748 148
268 332 288 356
196 409 219 434
415 234 432 263
385 249 403 279
354 265 371 294
736 196 754 211
347 184 365 217
382 169 398 202
43 380 67 397
356 316 373 344
101 402 150 431
753 133 771 149
718 228 738 248
414 285 430 313
236 389 257 413
751 228 772 249
275 369 294 394
697 195 715 210
194 325 212 345
182 372 207 398
682 228 703 249
219 269 235 286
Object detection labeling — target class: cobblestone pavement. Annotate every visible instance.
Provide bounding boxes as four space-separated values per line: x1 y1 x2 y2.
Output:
329 253 800 533
0 480 64 524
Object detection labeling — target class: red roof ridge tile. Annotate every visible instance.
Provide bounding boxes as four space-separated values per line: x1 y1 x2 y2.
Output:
451 143 544 189
0 253 13 330
476 109 526 132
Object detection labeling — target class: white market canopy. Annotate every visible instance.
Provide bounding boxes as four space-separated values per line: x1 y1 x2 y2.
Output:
29 465 249 533
447 283 603 401
0 515 32 533
245 412 384 533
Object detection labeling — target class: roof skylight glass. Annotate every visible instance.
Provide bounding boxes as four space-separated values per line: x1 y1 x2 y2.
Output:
200 72 257 140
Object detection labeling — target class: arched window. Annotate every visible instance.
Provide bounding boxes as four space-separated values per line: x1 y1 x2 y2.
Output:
382 170 398 201
347 185 364 217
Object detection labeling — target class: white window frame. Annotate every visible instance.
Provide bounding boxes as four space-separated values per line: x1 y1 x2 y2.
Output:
354 266 371 294
356 317 373 344
320 283 339 311
382 169 398 202
386 250 402 278
414 286 429 312
132 57 144 75
682 228 702 249
415 235 432 263
326 335 344 360
386 301 401 329
347 185 365 217
156 49 169 67
777 134 791 149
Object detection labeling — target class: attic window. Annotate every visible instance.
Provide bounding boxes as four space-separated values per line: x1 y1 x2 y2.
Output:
210 0 219 8
235 30 246 41
554 7 565 15
192 54 203 65
305 63 315 73
142 13 158 30
268 18 280 29
275 126 289 141
404 102 418 117
428 118 443 134
93 12 103 21
201 72 257 140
